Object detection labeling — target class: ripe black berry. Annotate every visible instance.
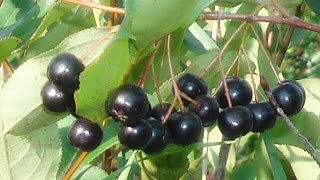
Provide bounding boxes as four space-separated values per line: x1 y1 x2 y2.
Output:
68 117 103 151
41 81 70 112
189 95 220 127
218 106 253 139
215 77 252 109
107 84 149 125
272 80 306 116
47 53 85 93
150 103 177 123
143 118 171 154
168 112 203 146
176 73 208 104
118 120 152 149
248 102 277 132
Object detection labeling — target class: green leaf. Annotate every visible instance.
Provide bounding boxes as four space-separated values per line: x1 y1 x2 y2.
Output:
0 0 56 42
276 144 320 179
270 78 320 151
306 0 320 16
120 0 200 48
0 123 61 179
262 133 287 180
118 151 137 179
75 38 131 122
0 27 113 135
0 37 21 61
24 5 96 59
71 165 109 180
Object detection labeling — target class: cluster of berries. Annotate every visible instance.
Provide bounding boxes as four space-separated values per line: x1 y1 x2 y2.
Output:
41 53 306 153
41 53 103 151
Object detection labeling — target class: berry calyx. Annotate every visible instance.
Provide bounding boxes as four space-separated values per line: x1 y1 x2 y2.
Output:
175 73 208 104
107 84 150 125
150 103 177 123
41 81 71 112
189 95 219 127
167 111 203 146
118 120 152 149
215 76 252 109
47 53 85 93
248 102 277 132
143 118 171 154
272 80 306 116
68 117 103 151
218 106 253 139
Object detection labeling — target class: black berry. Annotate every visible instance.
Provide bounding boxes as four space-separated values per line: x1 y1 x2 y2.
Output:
189 95 219 127
248 102 277 132
272 80 306 116
218 106 253 139
107 84 149 125
168 112 203 146
118 120 152 149
68 117 103 151
176 73 208 104
215 77 252 109
150 103 177 123
47 53 85 93
41 81 70 112
143 118 171 154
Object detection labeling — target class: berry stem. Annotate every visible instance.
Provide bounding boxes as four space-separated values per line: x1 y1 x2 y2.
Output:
62 0 125 14
166 34 185 112
179 92 197 105
214 138 231 180
201 127 209 180
218 55 233 108
81 27 119 63
108 145 126 160
137 40 162 87
63 151 89 180
198 22 247 78
2 59 14 76
265 90 320 164
103 149 113 173
242 48 259 102
161 96 178 125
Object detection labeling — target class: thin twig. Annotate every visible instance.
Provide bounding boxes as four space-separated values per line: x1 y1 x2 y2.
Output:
214 139 231 180
265 90 320 164
166 34 185 112
242 48 259 102
275 3 305 66
63 151 89 180
161 96 177 125
201 11 320 33
180 92 197 105
107 0 117 28
62 0 125 14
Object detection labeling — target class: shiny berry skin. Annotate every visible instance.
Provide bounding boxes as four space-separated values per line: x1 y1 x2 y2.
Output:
189 95 220 127
41 81 70 112
218 106 253 139
176 73 208 104
143 118 171 154
118 120 152 149
107 84 149 125
248 102 277 132
168 112 203 146
68 117 103 151
150 103 177 123
215 77 252 109
47 53 85 93
272 80 306 116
